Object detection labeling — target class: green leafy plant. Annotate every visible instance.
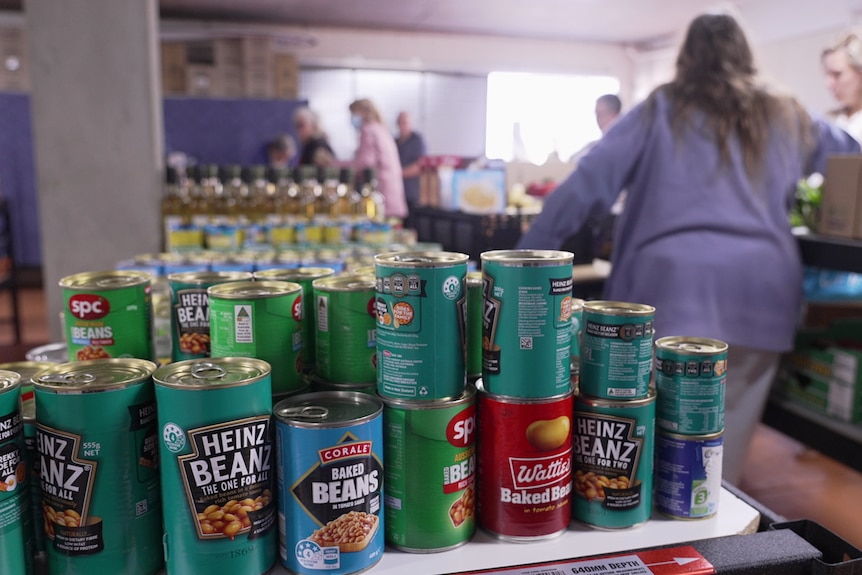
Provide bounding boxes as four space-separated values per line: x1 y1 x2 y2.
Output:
791 173 823 231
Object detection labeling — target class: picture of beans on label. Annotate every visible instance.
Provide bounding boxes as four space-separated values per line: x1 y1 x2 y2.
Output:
197 490 272 539
448 485 475 527
179 332 210 355
307 510 379 551
0 461 26 491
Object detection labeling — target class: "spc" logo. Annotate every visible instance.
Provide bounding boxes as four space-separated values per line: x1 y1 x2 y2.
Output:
446 405 476 448
69 294 110 320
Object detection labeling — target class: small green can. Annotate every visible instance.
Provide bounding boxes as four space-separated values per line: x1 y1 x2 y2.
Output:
60 271 153 362
375 251 468 400
154 358 276 575
33 359 163 575
572 390 655 530
0 361 53 558
382 387 477 552
208 280 303 395
255 267 336 371
465 271 483 378
168 270 252 362
580 301 655 399
313 274 378 385
0 369 33 575
655 336 728 435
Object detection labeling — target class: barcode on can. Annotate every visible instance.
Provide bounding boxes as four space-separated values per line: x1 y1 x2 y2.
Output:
520 337 533 350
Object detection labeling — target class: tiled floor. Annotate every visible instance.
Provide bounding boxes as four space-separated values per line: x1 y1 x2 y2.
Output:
3 285 862 552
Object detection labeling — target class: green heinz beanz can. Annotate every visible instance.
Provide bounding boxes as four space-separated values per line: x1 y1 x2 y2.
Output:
34 359 163 575
168 271 252 362
382 386 477 552
0 370 33 575
208 280 303 395
466 271 483 379
154 358 276 575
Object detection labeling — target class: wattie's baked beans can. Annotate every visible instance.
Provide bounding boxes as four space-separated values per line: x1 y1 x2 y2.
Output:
274 391 384 575
208 280 303 395
375 252 468 400
154 358 276 575
476 382 573 541
655 431 723 520
255 267 336 371
0 361 53 558
572 391 655 530
465 271 483 379
580 301 655 399
480 250 574 398
655 336 728 435
0 370 33 575
313 275 378 385
382 387 476 552
34 359 163 575
60 271 153 363
168 271 252 362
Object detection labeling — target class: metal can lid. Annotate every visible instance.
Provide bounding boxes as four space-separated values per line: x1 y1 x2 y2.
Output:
374 251 469 268
0 361 56 383
313 274 376 292
481 249 574 265
655 336 728 355
59 270 151 290
207 280 301 299
0 369 21 394
254 267 336 282
167 270 252 285
33 359 157 394
380 383 476 410
25 342 67 363
274 391 382 428
584 300 656 316
154 358 271 389
576 388 657 408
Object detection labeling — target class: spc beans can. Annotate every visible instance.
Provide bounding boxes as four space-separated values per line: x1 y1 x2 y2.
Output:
208 280 303 395
572 391 655 529
168 270 252 362
480 250 574 398
580 301 655 399
274 391 384 575
154 358 276 575
465 271 483 378
0 370 33 575
655 431 723 520
0 361 53 557
375 252 468 400
382 387 476 552
655 336 728 434
255 267 336 371
60 270 153 362
34 359 163 575
313 274 377 385
476 382 573 541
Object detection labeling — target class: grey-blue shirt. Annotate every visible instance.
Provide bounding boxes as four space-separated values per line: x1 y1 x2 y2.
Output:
516 90 859 352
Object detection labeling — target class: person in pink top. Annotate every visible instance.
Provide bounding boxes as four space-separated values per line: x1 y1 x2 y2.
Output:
349 98 408 218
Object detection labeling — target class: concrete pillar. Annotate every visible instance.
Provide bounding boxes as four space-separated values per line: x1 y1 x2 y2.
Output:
26 0 164 340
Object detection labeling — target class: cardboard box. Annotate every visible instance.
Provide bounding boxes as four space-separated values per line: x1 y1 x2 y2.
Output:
161 42 187 94
185 64 220 97
819 155 862 239
273 53 299 99
218 64 245 98
214 38 243 68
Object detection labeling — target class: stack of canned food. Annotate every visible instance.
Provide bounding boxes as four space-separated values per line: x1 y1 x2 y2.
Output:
477 249 576 540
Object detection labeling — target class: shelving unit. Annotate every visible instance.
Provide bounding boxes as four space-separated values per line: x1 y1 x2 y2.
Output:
762 233 862 473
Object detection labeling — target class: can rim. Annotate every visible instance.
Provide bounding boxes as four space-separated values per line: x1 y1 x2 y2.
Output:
273 390 382 427
583 300 655 316
657 429 724 441
480 249 574 264
0 369 21 393
154 358 271 389
33 359 156 393
374 251 469 267
313 274 376 291
254 267 336 281
207 280 302 299
167 270 253 285
476 379 573 403
59 270 151 290
655 336 728 355
24 342 67 363
576 388 657 407
380 384 476 409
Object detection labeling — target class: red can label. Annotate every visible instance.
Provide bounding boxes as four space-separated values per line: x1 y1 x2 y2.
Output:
476 386 573 540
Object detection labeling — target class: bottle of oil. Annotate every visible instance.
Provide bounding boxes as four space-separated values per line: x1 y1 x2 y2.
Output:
243 165 269 248
315 166 337 217
161 166 184 251
337 167 359 217
267 166 293 248
297 165 320 219
207 164 243 251
357 167 385 221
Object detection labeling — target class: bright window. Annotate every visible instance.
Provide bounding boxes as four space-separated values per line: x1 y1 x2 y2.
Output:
485 72 621 164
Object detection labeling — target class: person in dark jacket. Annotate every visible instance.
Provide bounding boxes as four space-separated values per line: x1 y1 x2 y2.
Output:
293 106 336 167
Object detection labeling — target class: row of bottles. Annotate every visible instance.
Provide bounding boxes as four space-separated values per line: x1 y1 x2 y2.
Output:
161 164 388 252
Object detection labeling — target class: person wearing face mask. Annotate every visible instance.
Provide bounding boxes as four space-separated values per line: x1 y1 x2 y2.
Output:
823 31 862 142
349 98 407 219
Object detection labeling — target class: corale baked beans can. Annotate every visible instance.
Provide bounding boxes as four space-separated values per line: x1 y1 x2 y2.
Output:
154 358 276 575
313 274 378 385
33 359 163 575
465 271 483 378
476 382 573 541
572 391 655 530
0 361 53 558
655 430 723 520
274 391 384 575
255 267 336 371
580 301 655 399
655 336 728 435
382 386 476 552
0 370 34 575
208 280 303 395
375 251 468 400
480 250 574 399
168 270 253 362
60 270 154 362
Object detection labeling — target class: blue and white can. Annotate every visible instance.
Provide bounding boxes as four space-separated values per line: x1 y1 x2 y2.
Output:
654 430 723 519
